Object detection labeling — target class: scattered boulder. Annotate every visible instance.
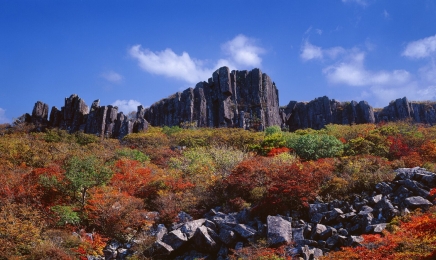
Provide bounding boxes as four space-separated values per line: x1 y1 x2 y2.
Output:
405 196 433 210
267 215 293 247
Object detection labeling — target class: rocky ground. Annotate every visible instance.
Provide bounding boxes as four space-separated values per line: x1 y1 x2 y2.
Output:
94 167 436 260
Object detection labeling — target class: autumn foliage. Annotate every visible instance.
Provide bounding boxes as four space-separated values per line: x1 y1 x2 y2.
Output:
1 121 436 258
323 207 436 260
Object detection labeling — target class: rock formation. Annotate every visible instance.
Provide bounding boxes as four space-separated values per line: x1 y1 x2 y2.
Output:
144 67 282 130
375 97 436 125
29 94 148 139
25 68 436 137
282 96 375 131
31 101 49 126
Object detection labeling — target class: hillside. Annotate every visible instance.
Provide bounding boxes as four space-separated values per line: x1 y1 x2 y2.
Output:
0 120 436 259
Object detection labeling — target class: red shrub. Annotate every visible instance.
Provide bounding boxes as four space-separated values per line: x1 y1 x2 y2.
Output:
387 135 410 159
225 157 335 216
267 147 291 157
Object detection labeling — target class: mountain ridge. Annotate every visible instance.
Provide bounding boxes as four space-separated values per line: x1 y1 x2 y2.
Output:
24 66 436 138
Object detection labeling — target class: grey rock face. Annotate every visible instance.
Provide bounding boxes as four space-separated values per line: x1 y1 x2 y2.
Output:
283 96 375 131
60 94 89 132
144 67 282 129
29 94 148 139
31 101 49 126
376 97 436 125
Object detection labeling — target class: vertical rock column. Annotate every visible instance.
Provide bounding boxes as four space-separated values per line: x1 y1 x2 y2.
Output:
31 101 49 125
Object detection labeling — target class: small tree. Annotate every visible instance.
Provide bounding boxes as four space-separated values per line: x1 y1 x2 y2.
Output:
64 156 113 208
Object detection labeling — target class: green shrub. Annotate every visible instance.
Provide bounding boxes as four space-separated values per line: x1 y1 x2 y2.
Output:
265 125 282 136
116 148 149 162
292 134 344 160
75 131 99 145
162 125 182 135
51 205 80 226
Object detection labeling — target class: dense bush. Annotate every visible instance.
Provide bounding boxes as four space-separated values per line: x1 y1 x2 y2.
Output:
292 134 344 160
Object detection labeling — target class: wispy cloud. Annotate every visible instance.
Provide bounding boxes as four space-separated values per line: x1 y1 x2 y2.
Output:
111 99 142 114
402 34 436 59
101 71 123 83
129 34 265 84
341 0 367 6
299 40 435 106
383 10 390 19
0 108 10 124
300 41 345 61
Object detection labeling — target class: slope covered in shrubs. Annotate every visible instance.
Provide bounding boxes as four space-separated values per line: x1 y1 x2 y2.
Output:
0 120 435 259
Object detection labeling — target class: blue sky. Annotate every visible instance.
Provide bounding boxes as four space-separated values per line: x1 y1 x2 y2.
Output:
1 0 436 124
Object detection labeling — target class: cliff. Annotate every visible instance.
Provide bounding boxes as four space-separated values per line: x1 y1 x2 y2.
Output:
375 97 436 124
144 67 282 130
282 96 375 131
24 67 436 137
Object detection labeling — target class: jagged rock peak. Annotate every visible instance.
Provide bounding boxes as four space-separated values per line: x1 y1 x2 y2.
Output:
28 94 148 139
144 66 282 130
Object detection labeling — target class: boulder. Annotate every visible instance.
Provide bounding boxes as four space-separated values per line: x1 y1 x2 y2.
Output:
233 224 256 239
267 215 292 247
192 226 219 253
179 219 206 239
161 230 188 251
405 196 433 210
218 225 237 245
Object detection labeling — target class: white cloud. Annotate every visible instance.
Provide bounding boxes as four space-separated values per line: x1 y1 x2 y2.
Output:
368 82 436 107
341 0 367 6
418 61 436 83
323 50 412 87
129 34 265 84
402 34 436 58
300 41 323 61
383 10 390 19
300 41 345 61
221 34 265 67
301 36 436 107
101 71 123 83
129 46 212 84
111 100 142 114
0 108 10 124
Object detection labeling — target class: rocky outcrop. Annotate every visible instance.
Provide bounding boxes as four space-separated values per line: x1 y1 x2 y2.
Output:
282 96 375 131
375 97 436 125
26 71 436 136
29 94 148 139
121 167 435 260
31 101 49 126
144 67 282 130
